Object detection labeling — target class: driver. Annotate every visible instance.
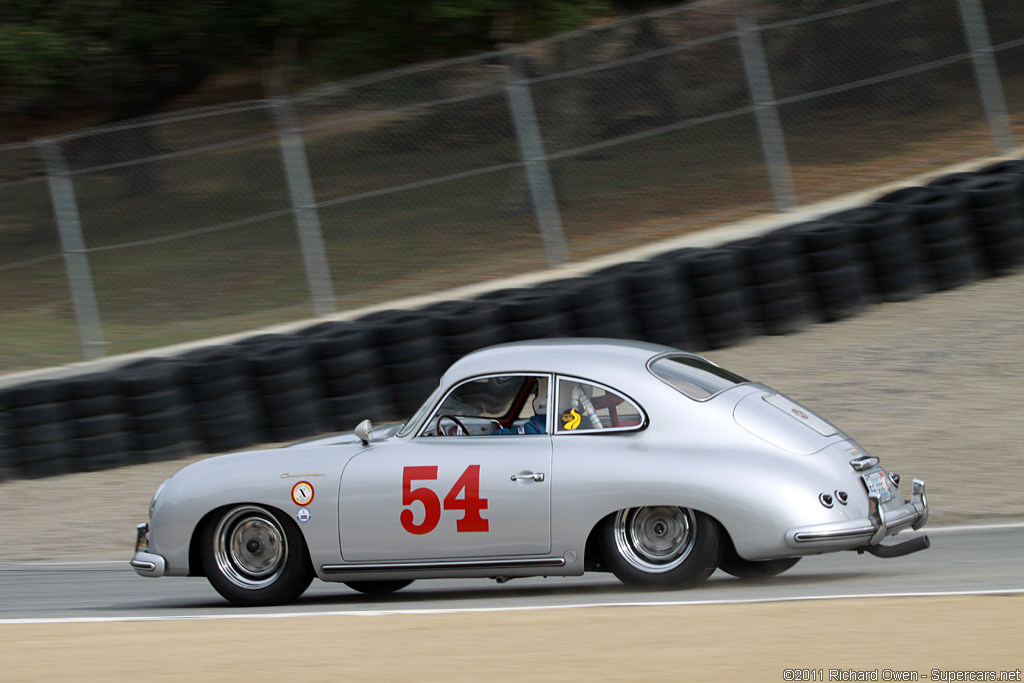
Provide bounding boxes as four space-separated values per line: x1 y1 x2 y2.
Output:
492 382 547 435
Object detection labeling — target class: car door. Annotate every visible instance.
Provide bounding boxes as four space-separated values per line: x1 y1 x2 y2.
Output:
338 376 552 562
338 436 551 562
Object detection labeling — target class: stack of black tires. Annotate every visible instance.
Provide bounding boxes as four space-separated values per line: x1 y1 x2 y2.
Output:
300 322 393 430
234 334 325 443
533 276 639 340
651 248 752 349
726 235 809 335
819 204 924 303
421 300 508 370
593 260 698 348
875 185 980 291
927 171 1024 277
116 358 197 462
62 371 135 471
0 411 14 482
0 380 73 478
772 221 869 323
178 346 262 453
476 289 574 342
357 310 446 418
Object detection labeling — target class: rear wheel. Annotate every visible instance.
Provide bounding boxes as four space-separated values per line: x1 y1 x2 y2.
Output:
200 504 314 606
600 507 720 589
344 580 414 595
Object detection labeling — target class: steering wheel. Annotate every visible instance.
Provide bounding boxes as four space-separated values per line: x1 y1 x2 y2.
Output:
435 414 470 437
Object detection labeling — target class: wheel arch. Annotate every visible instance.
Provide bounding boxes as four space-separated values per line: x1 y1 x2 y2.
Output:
583 505 728 571
187 502 313 578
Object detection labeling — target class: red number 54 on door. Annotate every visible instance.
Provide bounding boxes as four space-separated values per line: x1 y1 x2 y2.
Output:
401 465 489 534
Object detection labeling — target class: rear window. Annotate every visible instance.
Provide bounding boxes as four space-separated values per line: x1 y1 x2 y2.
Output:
649 355 747 400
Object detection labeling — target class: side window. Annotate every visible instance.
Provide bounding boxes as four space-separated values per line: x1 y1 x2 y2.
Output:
555 378 644 434
419 375 549 437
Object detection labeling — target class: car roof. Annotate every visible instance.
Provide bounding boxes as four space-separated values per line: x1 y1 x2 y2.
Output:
440 338 695 389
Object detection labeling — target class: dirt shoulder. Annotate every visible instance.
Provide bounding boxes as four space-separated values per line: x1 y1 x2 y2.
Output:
2 596 1021 681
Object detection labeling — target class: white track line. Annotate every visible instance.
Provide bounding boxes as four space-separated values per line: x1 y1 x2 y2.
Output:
2 588 1023 625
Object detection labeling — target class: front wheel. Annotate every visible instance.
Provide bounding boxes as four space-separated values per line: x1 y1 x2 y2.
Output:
200 504 314 606
600 507 720 589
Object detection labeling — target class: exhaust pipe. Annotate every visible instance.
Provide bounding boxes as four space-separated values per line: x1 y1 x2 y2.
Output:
860 534 930 558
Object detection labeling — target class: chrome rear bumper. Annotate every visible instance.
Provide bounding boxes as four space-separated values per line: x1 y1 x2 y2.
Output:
130 523 167 577
786 478 928 552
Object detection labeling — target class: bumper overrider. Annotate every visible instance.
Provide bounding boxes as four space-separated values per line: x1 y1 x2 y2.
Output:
130 523 166 577
786 478 929 557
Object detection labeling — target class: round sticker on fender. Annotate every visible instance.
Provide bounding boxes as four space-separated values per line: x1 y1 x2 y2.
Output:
291 481 314 506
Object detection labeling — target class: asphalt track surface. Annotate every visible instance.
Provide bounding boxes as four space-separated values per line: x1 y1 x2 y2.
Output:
2 522 1021 623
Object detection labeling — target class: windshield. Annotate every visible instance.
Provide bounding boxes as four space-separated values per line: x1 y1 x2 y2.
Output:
397 384 443 437
649 355 747 400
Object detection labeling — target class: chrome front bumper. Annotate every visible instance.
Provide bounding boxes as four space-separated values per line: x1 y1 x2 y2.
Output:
130 523 167 577
786 478 929 551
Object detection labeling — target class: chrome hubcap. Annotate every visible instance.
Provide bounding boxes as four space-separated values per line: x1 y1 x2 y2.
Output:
614 506 696 573
213 506 287 590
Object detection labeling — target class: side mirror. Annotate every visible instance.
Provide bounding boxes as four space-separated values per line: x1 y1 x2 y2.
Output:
354 419 373 445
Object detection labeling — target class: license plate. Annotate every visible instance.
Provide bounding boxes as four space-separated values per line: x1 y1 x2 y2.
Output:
863 471 895 502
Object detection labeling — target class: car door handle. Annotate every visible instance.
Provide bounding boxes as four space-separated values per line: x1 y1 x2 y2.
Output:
511 472 545 482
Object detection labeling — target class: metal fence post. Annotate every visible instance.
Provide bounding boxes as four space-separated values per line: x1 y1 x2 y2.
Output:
272 97 337 317
957 0 1014 154
735 1 797 211
35 138 106 361
503 51 569 267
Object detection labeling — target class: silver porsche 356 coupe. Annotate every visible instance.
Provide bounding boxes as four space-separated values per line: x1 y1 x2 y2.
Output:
132 339 929 606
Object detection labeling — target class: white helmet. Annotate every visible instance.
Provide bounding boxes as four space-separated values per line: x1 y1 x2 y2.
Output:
532 377 548 414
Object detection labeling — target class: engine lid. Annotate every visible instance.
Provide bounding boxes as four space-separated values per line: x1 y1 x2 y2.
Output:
733 390 842 454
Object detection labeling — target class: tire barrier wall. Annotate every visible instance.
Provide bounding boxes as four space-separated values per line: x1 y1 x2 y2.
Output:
3 164 1024 481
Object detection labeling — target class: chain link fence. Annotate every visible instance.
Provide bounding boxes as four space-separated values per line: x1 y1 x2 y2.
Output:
2 0 1022 373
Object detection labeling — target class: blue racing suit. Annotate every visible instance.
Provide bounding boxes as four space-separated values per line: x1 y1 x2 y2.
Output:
492 414 546 435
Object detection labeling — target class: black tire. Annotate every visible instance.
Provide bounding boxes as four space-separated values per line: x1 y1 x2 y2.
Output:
344 580 414 595
136 425 194 451
9 402 66 428
600 507 720 589
305 324 374 359
200 504 314 606
70 413 128 438
718 539 801 579
243 341 311 377
253 367 313 395
180 347 245 384
1 380 63 408
132 405 193 435
116 358 180 396
186 374 248 402
63 372 116 400
67 393 123 419
189 392 255 421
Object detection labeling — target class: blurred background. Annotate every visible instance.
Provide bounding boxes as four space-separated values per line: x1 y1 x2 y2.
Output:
2 0 1023 374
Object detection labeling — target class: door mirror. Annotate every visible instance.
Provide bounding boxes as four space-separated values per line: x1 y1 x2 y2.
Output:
354 419 373 445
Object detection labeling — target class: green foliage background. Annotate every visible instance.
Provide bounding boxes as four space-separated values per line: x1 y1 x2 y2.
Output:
0 0 661 126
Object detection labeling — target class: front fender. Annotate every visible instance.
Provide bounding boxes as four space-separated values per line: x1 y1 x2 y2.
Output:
148 445 357 576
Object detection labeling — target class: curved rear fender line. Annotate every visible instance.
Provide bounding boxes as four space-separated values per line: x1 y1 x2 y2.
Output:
558 459 838 563
186 502 313 578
